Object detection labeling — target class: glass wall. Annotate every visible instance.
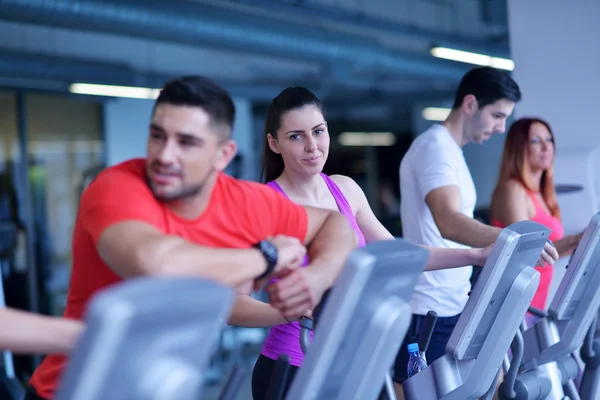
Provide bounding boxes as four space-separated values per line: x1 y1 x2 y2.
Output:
0 90 105 378
26 93 104 315
0 91 20 173
0 90 32 376
0 91 24 305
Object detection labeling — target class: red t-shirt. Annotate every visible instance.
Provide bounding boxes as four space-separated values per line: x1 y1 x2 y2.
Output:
29 158 308 399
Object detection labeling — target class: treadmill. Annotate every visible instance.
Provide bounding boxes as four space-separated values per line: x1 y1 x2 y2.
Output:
287 238 430 400
55 276 236 400
402 220 551 400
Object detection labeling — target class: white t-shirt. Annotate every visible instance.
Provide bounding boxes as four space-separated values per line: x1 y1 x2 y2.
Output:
399 124 477 317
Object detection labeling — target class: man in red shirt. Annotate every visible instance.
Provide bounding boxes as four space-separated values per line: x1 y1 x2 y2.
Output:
25 75 358 399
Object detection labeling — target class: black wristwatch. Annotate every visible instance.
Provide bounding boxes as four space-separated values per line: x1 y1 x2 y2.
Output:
254 240 278 280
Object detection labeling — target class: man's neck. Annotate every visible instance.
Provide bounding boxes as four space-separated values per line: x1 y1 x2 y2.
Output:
166 173 219 220
442 110 468 148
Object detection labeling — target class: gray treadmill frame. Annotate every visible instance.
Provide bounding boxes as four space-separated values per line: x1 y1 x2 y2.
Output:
505 213 600 400
403 220 549 400
521 212 600 369
580 311 600 399
287 239 429 400
55 277 235 400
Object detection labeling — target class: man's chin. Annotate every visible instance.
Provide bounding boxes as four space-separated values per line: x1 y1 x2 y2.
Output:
151 185 202 203
476 135 491 144
150 185 178 202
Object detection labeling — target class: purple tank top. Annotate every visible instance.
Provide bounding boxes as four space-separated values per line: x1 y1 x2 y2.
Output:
260 173 366 366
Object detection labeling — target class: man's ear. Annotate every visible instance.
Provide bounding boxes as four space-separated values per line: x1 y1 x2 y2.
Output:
461 94 479 117
215 139 238 172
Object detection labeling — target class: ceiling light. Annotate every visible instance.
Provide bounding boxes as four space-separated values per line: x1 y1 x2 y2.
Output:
422 107 451 121
431 47 515 71
338 132 396 147
69 83 161 99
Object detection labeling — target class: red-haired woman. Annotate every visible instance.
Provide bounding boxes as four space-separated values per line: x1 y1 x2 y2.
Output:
490 117 583 311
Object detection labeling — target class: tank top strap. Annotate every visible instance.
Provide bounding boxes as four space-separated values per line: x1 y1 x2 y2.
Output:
525 188 538 203
320 173 366 247
267 175 366 247
266 177 350 214
319 173 354 219
266 180 287 197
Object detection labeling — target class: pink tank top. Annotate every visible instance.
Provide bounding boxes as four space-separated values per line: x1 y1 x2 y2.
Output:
491 187 564 309
260 173 366 366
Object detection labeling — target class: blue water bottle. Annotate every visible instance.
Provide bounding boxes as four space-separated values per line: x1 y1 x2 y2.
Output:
407 342 428 378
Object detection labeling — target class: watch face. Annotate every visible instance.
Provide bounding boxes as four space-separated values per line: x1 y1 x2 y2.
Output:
262 240 278 264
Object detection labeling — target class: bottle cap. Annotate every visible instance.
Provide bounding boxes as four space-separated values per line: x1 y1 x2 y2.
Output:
407 343 419 353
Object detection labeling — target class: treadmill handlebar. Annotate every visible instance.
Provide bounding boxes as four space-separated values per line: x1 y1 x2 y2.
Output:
418 311 438 354
581 316 598 361
299 317 314 355
527 306 548 318
299 316 314 331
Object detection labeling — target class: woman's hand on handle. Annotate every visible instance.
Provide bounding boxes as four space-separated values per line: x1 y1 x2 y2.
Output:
270 235 307 273
477 239 559 269
266 267 327 321
537 241 559 267
475 244 494 266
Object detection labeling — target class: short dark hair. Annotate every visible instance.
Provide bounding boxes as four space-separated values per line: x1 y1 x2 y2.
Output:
261 87 325 183
154 76 236 138
452 67 521 110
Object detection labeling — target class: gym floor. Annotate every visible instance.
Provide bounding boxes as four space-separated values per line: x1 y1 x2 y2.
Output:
202 339 261 400
204 378 253 400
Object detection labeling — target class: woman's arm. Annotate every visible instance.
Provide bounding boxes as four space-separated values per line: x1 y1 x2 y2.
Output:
0 308 83 354
423 245 489 270
552 231 583 257
491 181 532 226
331 175 489 271
227 281 289 327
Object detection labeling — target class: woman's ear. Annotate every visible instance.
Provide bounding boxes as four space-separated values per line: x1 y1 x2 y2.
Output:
267 133 281 154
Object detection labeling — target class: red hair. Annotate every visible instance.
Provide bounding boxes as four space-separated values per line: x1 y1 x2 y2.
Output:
492 117 560 219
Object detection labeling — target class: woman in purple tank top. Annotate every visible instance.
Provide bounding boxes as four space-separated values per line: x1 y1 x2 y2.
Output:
231 87 494 400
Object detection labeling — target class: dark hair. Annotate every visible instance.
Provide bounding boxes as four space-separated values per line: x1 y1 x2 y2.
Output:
452 67 521 110
261 87 324 183
154 76 236 139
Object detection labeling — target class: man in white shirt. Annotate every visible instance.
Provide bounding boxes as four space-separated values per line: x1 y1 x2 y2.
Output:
393 67 558 389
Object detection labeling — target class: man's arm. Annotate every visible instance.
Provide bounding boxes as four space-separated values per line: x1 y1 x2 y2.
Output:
0 308 83 354
97 221 305 288
426 185 501 248
427 185 558 265
84 168 305 289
